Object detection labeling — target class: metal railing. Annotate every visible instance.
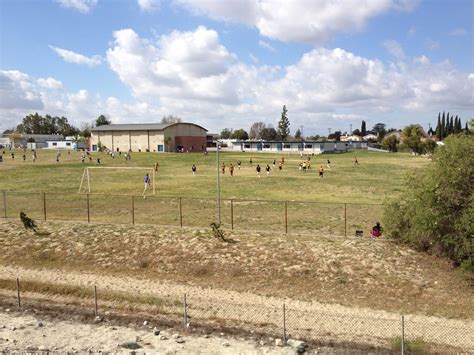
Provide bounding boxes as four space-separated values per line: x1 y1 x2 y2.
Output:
0 278 472 353
1 191 382 237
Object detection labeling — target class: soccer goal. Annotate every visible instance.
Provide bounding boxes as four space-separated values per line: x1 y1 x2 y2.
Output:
78 167 155 195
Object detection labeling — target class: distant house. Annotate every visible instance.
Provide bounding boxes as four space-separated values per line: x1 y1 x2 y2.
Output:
363 134 378 141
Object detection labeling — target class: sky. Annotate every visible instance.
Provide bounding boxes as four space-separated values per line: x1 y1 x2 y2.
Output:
0 0 473 136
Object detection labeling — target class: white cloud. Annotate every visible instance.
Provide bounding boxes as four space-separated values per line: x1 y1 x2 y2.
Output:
104 27 472 133
3 26 472 135
37 77 63 89
449 28 469 36
54 0 97 13
107 26 237 103
383 39 406 60
175 0 419 44
138 0 160 11
407 26 416 37
249 53 259 63
49 45 102 66
425 38 440 50
258 40 275 52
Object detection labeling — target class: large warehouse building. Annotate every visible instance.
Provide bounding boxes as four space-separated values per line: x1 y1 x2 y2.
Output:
89 122 208 152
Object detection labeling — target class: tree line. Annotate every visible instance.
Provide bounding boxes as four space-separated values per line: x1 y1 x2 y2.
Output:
2 113 185 140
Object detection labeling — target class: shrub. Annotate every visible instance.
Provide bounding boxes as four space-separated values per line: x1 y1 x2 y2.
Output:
384 135 474 271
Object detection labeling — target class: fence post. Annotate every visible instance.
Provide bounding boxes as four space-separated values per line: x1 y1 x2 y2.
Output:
179 197 183 227
86 194 90 223
183 293 188 327
282 304 287 344
43 192 47 221
284 201 288 234
131 195 135 225
16 278 21 308
94 285 98 317
344 203 347 237
230 199 234 230
3 191 6 218
401 315 405 355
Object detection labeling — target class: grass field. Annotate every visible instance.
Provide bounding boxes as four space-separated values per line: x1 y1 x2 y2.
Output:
0 148 428 202
0 148 430 234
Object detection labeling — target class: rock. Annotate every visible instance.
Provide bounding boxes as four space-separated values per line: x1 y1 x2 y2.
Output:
10 326 16 331
158 335 168 341
38 345 49 351
222 342 230 347
119 342 142 350
203 334 210 338
37 321 44 328
296 344 306 353
94 316 103 323
275 339 284 347
5 309 10 312
143 321 148 326
287 339 306 349
172 334 181 339
175 338 185 344
259 340 266 346
153 329 160 336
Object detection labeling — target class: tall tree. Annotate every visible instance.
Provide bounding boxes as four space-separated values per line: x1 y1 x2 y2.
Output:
294 128 302 139
249 122 266 140
161 115 182 124
435 113 442 138
220 128 233 139
361 120 367 136
441 111 446 139
261 126 279 141
16 113 77 135
372 123 387 141
277 105 290 141
231 129 249 140
95 115 111 126
401 124 425 154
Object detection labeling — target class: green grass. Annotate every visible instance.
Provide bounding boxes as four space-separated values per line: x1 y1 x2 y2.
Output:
0 148 428 203
0 148 429 233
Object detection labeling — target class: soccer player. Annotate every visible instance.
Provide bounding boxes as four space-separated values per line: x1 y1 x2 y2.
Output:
265 164 270 176
22 153 26 162
272 159 276 169
192 164 197 176
221 162 225 174
143 173 150 198
354 156 359 166
278 162 283 172
229 163 234 176
319 165 324 178
256 164 261 177
237 160 241 170
249 157 253 166
154 162 159 172
326 159 331 169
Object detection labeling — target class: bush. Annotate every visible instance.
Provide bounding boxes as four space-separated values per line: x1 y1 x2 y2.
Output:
391 336 428 353
384 135 473 272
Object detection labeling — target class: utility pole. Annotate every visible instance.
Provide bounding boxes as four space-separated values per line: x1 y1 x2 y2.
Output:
216 141 221 225
350 124 352 135
328 128 332 136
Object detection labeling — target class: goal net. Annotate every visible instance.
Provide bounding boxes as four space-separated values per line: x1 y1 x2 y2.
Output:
78 167 155 196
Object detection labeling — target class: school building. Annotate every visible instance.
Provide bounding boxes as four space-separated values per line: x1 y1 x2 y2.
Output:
89 122 208 152
228 140 352 153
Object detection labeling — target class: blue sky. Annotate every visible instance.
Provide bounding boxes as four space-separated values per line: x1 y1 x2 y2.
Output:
0 0 472 135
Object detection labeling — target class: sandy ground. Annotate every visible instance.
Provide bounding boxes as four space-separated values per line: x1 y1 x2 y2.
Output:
1 265 473 352
0 309 303 354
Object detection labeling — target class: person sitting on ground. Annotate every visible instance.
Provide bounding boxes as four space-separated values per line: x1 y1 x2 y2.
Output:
369 222 383 238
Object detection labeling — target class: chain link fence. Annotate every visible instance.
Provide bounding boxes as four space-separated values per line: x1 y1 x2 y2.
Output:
1 191 381 237
0 278 472 353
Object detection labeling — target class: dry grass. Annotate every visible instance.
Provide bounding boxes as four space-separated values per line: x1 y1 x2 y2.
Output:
0 219 472 320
